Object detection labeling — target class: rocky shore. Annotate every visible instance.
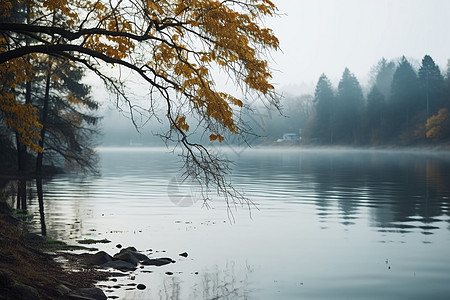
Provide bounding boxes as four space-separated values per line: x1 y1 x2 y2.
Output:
0 202 184 299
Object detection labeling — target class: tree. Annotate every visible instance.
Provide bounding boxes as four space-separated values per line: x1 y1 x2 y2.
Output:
418 55 445 117
34 59 100 174
426 108 450 141
0 0 280 209
388 56 420 141
309 74 335 144
369 58 396 99
364 85 386 144
334 68 364 144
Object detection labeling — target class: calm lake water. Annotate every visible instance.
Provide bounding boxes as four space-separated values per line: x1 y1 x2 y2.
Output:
25 148 450 299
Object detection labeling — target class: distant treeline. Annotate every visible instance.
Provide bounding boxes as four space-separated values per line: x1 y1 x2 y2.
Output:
305 55 450 145
261 55 449 146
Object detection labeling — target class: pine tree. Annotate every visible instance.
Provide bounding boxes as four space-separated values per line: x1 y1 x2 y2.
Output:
388 56 420 141
334 68 364 144
34 61 100 174
418 55 445 117
309 74 335 144
365 86 386 144
370 58 396 99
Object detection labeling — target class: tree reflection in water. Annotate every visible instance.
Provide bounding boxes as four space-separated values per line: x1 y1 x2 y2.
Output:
152 261 254 300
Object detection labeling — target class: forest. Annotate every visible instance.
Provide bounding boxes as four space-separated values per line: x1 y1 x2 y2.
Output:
267 55 450 146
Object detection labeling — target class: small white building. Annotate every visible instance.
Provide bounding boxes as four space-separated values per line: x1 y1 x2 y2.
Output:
277 133 300 142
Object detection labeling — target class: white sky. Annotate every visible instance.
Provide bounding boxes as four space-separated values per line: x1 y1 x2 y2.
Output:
267 0 450 94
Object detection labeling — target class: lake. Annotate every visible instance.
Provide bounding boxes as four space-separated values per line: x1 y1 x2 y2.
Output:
24 147 450 299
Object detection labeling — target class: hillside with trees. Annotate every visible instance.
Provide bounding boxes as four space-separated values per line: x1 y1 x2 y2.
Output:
276 55 450 146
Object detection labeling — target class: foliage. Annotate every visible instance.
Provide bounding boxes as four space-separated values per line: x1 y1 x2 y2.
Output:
418 55 446 116
306 54 450 146
334 68 364 144
308 74 334 143
386 56 420 140
369 58 395 99
365 85 386 144
34 59 101 173
426 108 450 141
0 58 43 153
0 0 280 208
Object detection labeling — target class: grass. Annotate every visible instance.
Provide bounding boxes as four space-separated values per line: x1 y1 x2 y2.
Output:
77 238 111 245
10 209 33 221
0 210 109 299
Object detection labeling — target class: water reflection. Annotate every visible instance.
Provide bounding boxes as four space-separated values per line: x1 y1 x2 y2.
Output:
36 178 47 236
3 149 450 239
2 148 450 300
103 261 255 300
232 149 450 234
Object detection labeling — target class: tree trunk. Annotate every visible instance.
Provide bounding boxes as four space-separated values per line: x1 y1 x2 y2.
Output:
36 66 51 175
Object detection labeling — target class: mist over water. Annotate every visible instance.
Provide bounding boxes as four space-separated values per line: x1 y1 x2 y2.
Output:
26 148 450 299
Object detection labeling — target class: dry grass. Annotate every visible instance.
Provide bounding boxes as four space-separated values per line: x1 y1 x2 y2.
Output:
0 213 109 299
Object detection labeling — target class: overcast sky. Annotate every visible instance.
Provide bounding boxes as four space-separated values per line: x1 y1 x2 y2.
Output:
268 0 450 94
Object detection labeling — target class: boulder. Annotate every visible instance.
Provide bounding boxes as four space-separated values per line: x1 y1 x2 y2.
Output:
102 260 136 271
141 257 175 266
121 246 137 252
116 249 149 262
67 287 107 300
113 252 139 266
84 251 113 266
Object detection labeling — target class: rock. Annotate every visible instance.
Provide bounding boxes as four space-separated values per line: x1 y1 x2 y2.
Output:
84 251 113 266
136 284 146 290
141 257 175 266
165 271 173 275
179 252 188 258
55 284 72 296
130 251 150 262
122 246 137 252
113 252 139 266
117 248 149 261
116 244 122 249
67 287 107 300
102 260 137 271
108 272 129 277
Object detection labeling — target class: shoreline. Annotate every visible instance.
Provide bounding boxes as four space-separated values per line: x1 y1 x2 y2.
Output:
0 204 110 300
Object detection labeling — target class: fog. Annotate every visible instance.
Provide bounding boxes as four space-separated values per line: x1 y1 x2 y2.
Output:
98 0 450 146
269 0 450 90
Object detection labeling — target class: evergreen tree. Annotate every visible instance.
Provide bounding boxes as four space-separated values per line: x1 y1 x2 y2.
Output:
309 74 335 143
370 58 396 99
388 56 420 141
418 55 445 117
445 59 450 109
334 68 364 144
34 61 100 173
365 86 386 144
